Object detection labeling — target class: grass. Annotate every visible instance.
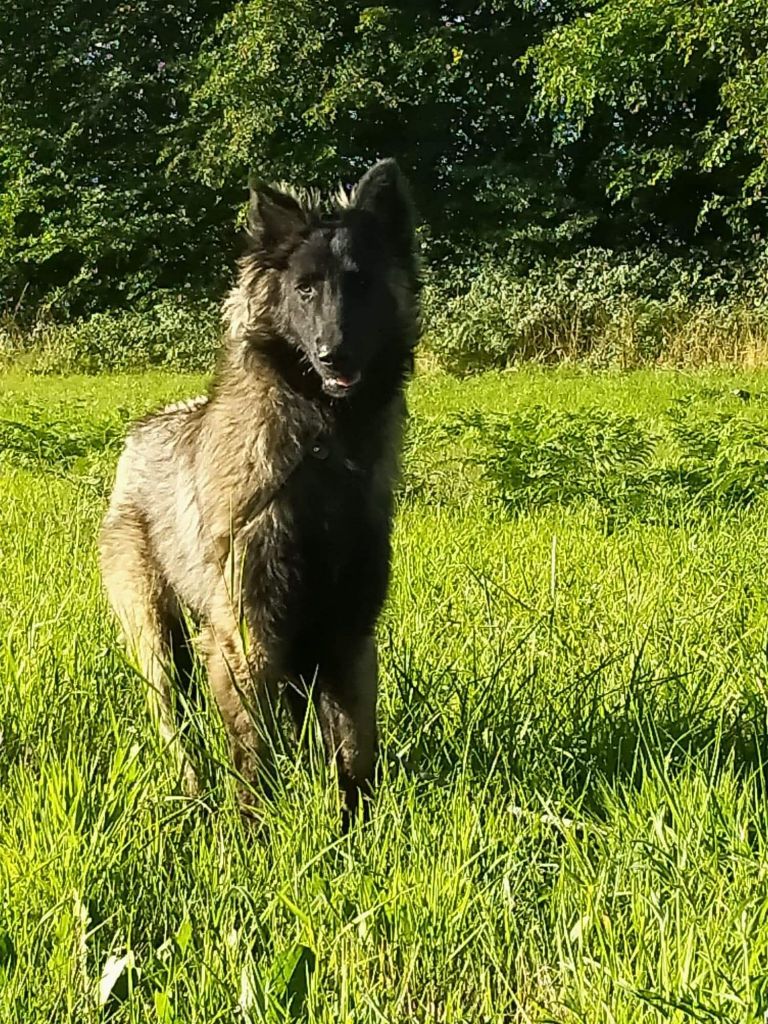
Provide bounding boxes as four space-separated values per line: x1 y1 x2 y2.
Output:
3 365 768 1021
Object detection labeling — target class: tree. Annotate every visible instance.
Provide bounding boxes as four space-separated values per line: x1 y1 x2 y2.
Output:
178 1 586 255
0 0 231 317
526 0 768 248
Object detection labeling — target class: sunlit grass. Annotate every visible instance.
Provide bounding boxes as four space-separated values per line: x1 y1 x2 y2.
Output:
2 366 768 1021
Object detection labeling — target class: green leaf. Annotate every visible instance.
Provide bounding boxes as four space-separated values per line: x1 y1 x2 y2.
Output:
270 943 316 1019
154 991 174 1023
175 918 192 955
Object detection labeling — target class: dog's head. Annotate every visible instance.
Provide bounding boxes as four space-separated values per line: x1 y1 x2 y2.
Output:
242 159 419 398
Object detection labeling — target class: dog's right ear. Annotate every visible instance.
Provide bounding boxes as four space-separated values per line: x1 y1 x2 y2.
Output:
247 183 308 259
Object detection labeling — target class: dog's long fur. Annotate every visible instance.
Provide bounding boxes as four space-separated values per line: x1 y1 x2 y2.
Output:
99 159 420 819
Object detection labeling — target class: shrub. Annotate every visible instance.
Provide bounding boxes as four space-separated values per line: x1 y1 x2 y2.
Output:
423 247 768 372
7 245 768 374
428 400 768 522
447 408 657 516
28 294 221 373
666 404 768 509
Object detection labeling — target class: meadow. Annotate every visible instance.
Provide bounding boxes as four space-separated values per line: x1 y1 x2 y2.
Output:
3 365 768 1022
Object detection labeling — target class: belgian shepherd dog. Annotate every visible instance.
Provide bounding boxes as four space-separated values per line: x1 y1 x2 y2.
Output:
99 159 420 823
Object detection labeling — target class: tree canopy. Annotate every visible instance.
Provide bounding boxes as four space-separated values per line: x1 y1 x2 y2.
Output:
0 0 232 316
2 0 768 318
528 0 768 244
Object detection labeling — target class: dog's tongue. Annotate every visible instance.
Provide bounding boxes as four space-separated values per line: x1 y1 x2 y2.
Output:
329 371 361 389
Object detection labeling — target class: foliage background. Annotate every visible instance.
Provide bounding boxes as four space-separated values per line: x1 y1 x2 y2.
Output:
3 1 768 367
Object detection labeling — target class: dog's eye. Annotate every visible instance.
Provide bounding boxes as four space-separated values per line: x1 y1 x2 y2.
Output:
296 280 316 299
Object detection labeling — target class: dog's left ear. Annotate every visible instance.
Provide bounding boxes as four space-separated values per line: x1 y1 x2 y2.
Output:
351 159 415 258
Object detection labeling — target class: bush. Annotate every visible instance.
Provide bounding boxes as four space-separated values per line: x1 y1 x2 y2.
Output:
428 400 768 523
26 294 221 374
7 244 768 374
423 247 768 372
451 408 656 514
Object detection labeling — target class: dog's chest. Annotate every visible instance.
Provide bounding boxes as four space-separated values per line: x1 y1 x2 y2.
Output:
287 429 390 588
290 432 374 544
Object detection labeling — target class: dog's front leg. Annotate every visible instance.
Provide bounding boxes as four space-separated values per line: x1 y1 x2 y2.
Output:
201 594 280 815
316 635 379 829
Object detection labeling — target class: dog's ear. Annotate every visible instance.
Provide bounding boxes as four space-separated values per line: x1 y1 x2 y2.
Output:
351 159 415 259
247 183 308 259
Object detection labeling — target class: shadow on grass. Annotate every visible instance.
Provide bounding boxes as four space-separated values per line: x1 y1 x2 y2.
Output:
383 645 768 817
0 410 125 473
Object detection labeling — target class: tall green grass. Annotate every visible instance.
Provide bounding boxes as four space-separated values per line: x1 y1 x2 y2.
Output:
2 367 768 1021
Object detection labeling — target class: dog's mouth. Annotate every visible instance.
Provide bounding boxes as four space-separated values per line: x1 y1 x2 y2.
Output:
320 369 362 398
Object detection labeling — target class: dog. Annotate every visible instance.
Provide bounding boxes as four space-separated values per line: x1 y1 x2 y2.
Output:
99 159 420 822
